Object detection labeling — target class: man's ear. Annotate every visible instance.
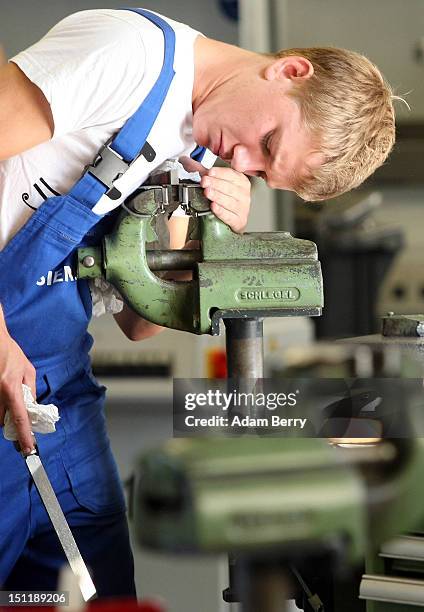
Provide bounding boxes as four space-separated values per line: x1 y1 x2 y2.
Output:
265 56 314 82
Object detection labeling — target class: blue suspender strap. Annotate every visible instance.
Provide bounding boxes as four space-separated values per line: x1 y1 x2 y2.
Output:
68 8 176 210
191 145 206 163
112 9 176 160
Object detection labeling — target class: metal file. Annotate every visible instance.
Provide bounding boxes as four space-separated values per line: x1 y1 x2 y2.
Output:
23 447 97 602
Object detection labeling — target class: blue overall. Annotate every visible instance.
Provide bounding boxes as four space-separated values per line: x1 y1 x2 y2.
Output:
0 8 176 597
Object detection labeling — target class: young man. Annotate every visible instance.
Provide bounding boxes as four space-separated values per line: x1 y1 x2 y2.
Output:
0 7 395 598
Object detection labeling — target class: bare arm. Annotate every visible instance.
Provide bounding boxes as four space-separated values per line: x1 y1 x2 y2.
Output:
0 57 52 452
0 61 53 159
114 216 190 341
0 305 36 453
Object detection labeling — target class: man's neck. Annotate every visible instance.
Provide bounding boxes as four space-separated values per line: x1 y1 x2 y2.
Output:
192 37 262 112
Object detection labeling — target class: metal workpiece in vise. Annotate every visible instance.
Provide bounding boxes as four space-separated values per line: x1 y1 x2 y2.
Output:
77 170 323 335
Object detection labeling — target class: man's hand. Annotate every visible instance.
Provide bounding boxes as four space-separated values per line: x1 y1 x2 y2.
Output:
0 327 36 454
180 157 251 233
201 167 251 233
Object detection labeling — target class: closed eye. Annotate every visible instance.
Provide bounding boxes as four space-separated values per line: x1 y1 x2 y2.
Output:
260 131 273 155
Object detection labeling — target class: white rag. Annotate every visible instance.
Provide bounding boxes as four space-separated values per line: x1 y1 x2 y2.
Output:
3 384 60 441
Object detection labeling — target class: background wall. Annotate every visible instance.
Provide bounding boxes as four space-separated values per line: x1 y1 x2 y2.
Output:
270 0 424 122
1 0 238 58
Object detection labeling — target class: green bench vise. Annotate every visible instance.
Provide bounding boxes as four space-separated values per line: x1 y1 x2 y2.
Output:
77 171 323 334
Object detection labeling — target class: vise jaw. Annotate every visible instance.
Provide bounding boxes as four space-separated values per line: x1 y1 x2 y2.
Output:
77 173 324 335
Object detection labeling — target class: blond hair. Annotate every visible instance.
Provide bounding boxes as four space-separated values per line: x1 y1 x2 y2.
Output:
272 47 396 201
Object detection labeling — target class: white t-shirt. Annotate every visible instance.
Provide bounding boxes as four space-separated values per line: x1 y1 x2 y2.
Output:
0 8 215 251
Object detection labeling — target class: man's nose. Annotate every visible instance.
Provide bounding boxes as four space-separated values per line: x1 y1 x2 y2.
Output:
231 144 265 174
